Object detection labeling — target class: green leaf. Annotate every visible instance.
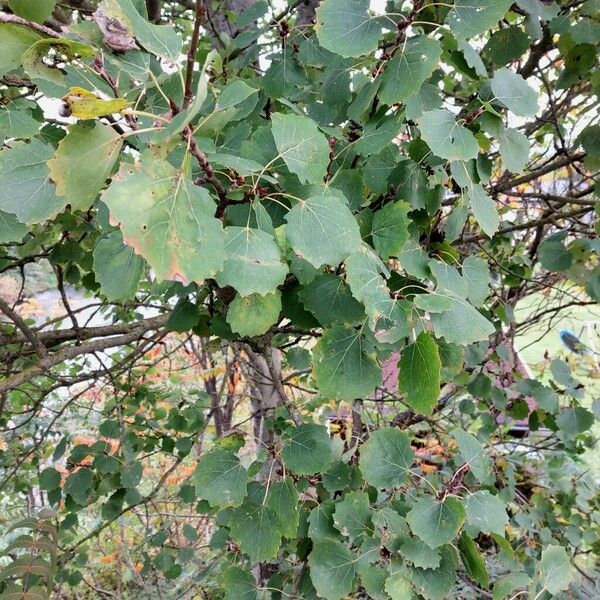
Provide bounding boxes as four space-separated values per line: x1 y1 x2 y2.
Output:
464 491 508 535
8 0 57 23
453 429 492 484
333 491 371 540
99 0 182 61
492 572 530 600
309 539 356 600
222 566 257 600
345 249 413 344
379 36 442 105
358 563 387 599
359 428 414 488
209 154 266 178
48 121 122 211
444 200 469 242
271 113 329 184
498 126 529 173
418 109 479 161
217 80 259 111
64 468 94 505
405 83 443 121
0 99 41 140
536 545 573 595
299 273 364 326
0 558 52 586
371 201 410 259
315 0 381 58
285 193 361 268
431 294 496 346
446 0 513 39
0 23 42 77
400 537 441 569
0 210 29 243
228 500 282 562
345 248 388 304
484 26 531 66
556 407 595 438
281 423 333 475
0 139 63 224
461 256 489 307
491 68 539 117
384 572 413 600
398 332 441 416
308 500 337 541
538 231 573 272
411 547 457 600
265 477 299 539
406 497 466 549
323 461 361 493
216 226 288 296
466 184 499 237
39 467 61 491
429 260 468 299
312 324 381 401
458 40 487 77
193 448 247 508
437 339 465 381
398 239 430 278
93 231 144 301
22 38 93 87
458 533 489 588
166 297 198 332
120 461 143 488
354 114 403 157
103 156 226 285
226 291 281 337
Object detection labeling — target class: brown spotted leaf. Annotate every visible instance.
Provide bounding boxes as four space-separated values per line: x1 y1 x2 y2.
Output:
101 155 226 284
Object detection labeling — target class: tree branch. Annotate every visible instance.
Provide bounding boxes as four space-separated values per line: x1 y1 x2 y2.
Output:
183 0 205 109
0 11 61 37
0 296 48 358
0 314 169 349
0 314 169 395
492 152 586 193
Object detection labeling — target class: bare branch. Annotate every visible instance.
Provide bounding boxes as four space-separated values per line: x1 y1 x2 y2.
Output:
0 296 48 358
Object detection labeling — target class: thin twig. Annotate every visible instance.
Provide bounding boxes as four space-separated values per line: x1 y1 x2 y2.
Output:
0 296 48 358
183 0 206 109
0 315 169 395
0 12 61 37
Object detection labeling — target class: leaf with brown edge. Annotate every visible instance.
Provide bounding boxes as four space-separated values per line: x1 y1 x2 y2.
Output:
101 155 226 285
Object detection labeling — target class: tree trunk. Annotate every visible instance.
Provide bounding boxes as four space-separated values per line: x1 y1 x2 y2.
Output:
243 345 287 446
146 0 161 23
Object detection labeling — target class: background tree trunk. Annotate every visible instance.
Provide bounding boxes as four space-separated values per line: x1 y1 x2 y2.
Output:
146 0 162 23
296 0 318 27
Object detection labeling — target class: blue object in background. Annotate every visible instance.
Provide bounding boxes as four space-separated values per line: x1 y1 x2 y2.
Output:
559 329 588 355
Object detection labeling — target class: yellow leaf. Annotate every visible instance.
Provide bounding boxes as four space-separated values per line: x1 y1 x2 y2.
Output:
63 87 129 119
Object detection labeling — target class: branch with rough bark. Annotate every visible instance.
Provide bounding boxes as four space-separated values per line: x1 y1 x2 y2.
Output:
0 314 169 396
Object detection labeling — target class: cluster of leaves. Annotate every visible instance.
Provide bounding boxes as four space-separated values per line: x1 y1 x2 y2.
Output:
0 0 599 598
0 510 57 599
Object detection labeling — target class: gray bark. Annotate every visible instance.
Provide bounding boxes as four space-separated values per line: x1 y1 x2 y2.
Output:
206 0 256 37
243 345 287 446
